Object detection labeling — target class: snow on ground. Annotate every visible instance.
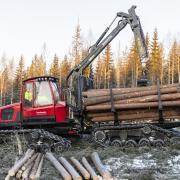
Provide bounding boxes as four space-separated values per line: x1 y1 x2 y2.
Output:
0 137 180 180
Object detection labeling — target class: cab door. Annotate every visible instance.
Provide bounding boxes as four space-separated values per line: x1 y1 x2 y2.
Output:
22 80 56 125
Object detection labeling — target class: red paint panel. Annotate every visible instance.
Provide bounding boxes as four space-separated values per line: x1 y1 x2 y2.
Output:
55 101 67 122
0 103 20 123
23 105 55 119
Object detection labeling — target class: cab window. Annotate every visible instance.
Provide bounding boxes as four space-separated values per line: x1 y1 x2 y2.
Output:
24 82 33 107
50 82 60 102
34 81 53 106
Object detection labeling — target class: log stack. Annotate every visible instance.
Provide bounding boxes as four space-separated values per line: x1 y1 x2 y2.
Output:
82 83 180 123
6 150 111 180
5 149 44 180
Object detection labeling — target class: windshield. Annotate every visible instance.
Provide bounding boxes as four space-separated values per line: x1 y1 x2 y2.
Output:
34 81 53 106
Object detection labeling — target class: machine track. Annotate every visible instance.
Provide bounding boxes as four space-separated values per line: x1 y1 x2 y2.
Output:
0 128 71 153
92 124 180 148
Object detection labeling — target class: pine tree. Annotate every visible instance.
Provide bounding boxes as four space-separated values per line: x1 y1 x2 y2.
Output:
72 22 82 67
28 54 46 78
59 55 71 91
127 41 142 87
102 44 114 88
13 56 25 102
49 54 60 78
82 48 93 79
168 40 179 84
94 56 104 88
148 29 163 84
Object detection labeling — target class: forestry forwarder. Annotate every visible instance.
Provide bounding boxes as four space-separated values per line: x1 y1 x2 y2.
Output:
0 6 179 152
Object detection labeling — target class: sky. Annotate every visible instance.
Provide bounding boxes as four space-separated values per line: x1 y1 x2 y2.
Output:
0 0 180 66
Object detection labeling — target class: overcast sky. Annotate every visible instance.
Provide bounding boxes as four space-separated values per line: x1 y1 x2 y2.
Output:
0 0 179 66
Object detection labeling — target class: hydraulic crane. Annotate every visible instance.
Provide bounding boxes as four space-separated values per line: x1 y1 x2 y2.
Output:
66 5 148 116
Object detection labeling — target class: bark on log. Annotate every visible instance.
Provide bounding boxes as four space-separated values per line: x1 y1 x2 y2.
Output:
59 157 82 180
8 149 34 176
84 87 178 106
91 110 180 122
99 93 180 105
82 83 179 97
22 162 34 179
35 155 44 179
82 157 99 180
5 157 19 180
22 153 38 171
15 133 23 156
87 107 179 118
86 100 180 111
91 152 111 180
29 153 42 180
45 152 71 180
70 157 90 180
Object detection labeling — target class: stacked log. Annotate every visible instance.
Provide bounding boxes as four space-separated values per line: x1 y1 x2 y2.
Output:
6 149 44 180
83 83 180 123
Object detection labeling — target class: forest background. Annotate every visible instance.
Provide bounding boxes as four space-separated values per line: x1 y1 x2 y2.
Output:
0 23 180 105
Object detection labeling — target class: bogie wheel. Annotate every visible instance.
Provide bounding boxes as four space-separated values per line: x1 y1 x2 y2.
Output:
153 139 164 148
111 139 122 147
94 130 106 143
125 139 137 148
170 137 180 146
139 138 151 147
142 126 151 135
53 142 64 154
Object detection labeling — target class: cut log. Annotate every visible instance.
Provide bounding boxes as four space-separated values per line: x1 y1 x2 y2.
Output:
70 157 90 180
15 133 23 156
91 152 111 180
91 110 180 122
86 100 180 111
22 153 38 171
8 149 34 176
59 157 82 180
82 157 99 180
99 93 180 105
45 152 71 180
29 153 42 180
87 107 179 118
84 87 178 106
35 155 44 179
15 170 23 179
82 83 179 97
22 162 34 179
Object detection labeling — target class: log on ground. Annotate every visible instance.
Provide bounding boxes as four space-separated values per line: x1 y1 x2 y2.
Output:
91 152 111 180
8 149 35 176
29 153 42 180
82 157 99 180
45 152 71 180
59 157 82 180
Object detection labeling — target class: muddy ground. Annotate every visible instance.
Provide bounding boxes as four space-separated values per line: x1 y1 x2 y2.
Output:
0 137 180 180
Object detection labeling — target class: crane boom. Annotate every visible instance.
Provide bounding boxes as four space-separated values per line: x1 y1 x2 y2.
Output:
66 6 148 114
